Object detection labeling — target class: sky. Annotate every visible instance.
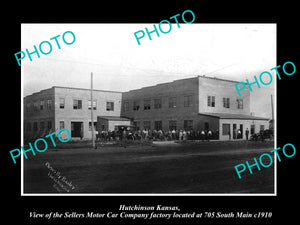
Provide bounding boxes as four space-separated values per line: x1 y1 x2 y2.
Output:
21 23 276 118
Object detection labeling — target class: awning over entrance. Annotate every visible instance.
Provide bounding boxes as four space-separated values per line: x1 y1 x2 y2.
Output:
198 113 269 121
97 116 131 131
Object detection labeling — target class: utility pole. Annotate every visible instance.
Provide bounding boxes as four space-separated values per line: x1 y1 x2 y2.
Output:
91 72 95 149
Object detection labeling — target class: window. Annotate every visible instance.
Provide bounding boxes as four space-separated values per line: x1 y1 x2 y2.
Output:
47 121 52 130
144 99 151 110
40 121 45 131
133 121 140 130
40 100 44 110
26 103 31 112
237 98 243 109
133 101 140 111
154 121 162 130
124 101 129 111
89 122 97 131
204 122 209 130
169 97 176 108
184 120 193 130
169 120 177 131
223 97 230 108
59 121 65 129
47 99 52 110
184 95 193 107
260 125 265 131
250 124 255 134
222 124 230 135
26 122 31 131
73 99 82 109
143 121 151 130
59 98 65 109
154 98 162 109
33 102 38 111
33 122 38 131
106 102 114 111
207 96 215 107
88 100 97 110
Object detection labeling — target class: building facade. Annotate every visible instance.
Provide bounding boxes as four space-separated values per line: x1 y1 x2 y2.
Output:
121 76 269 140
24 86 124 140
24 76 270 141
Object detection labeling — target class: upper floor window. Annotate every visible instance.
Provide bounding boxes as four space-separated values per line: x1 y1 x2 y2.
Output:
184 95 193 107
223 97 230 108
40 100 44 110
47 99 52 110
144 99 151 110
33 102 38 111
73 99 82 109
154 98 162 109
236 98 243 109
124 101 129 112
88 100 97 110
169 97 176 108
207 96 215 107
133 100 140 111
26 103 31 112
106 101 114 111
59 98 65 109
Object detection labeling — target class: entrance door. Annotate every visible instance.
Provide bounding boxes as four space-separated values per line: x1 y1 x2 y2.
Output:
204 122 209 130
71 122 83 137
239 124 243 139
233 124 237 139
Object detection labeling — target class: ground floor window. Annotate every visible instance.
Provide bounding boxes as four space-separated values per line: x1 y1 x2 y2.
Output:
184 120 193 131
251 124 255 134
89 122 97 131
169 120 177 131
59 121 65 129
143 121 151 130
47 121 52 130
154 121 162 130
26 122 32 131
133 121 140 130
222 123 230 135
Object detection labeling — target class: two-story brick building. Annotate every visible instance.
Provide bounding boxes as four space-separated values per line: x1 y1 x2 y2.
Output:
121 75 269 140
24 75 270 141
23 86 129 140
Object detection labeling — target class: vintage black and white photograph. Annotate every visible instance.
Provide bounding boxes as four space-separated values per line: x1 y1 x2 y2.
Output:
21 23 276 195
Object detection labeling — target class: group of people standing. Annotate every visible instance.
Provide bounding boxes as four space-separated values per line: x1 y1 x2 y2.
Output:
228 128 250 140
96 128 220 142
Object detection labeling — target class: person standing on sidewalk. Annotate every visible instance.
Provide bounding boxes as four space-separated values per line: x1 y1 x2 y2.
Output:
245 128 249 140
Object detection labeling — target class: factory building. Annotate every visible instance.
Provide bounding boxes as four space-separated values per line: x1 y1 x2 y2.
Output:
24 76 269 141
23 86 127 140
121 76 269 140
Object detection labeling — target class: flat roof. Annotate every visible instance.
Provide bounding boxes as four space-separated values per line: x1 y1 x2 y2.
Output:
97 116 131 121
198 75 240 84
125 75 241 93
53 86 122 93
199 113 269 120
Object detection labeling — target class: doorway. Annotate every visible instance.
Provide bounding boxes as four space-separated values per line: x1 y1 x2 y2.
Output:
233 124 237 139
239 124 243 139
71 122 83 138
